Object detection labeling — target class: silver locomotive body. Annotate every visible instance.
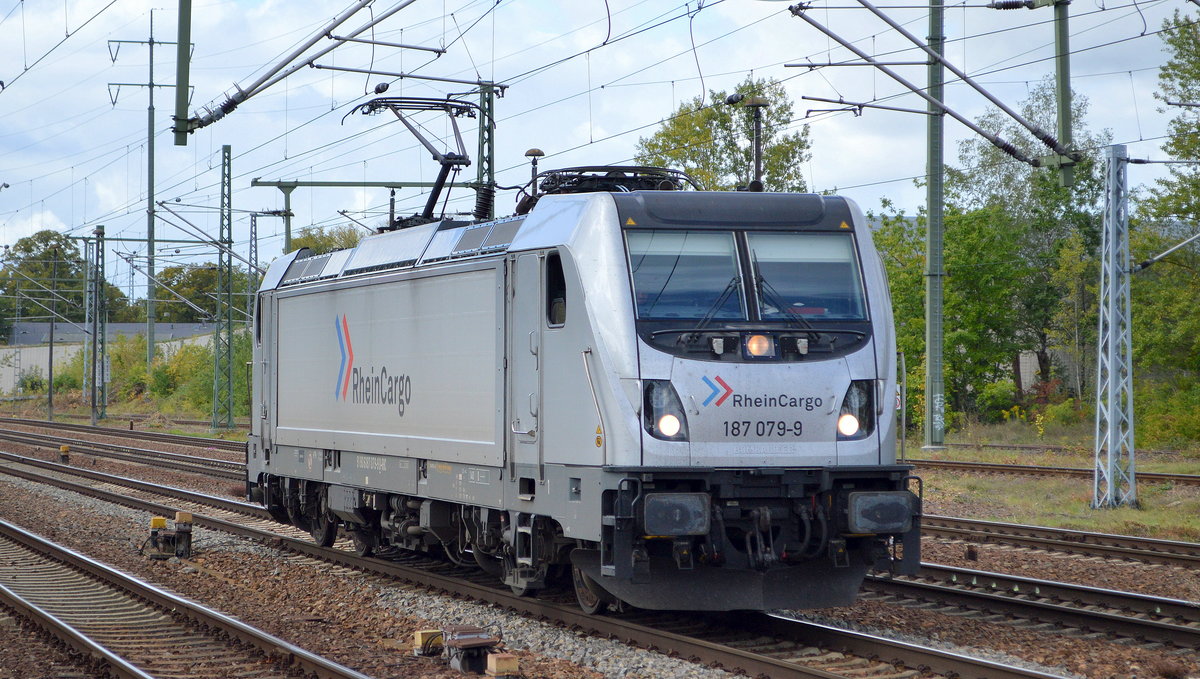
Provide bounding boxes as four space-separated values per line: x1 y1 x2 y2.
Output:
248 190 920 612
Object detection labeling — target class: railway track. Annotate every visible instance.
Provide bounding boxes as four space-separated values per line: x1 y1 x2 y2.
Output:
941 441 1181 457
0 428 243 481
0 411 250 429
0 517 371 679
0 451 1063 679
0 416 246 454
911 458 1200 487
4 423 1198 572
923 514 1200 568
866 563 1200 648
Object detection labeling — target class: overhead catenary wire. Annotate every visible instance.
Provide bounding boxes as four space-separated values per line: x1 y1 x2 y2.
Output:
0 0 1152 214
2 0 1188 265
0 0 120 94
852 0 1075 159
188 0 417 131
787 4 1042 166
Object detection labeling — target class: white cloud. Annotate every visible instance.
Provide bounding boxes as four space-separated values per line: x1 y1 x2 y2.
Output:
1 209 69 247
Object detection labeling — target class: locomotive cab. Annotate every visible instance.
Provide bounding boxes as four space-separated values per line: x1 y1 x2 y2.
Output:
560 191 921 610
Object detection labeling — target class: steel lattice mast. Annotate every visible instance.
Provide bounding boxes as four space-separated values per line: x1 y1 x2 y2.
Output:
211 145 235 430
1093 144 1136 508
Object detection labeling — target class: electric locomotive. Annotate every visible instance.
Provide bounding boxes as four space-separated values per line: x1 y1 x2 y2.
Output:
247 166 921 612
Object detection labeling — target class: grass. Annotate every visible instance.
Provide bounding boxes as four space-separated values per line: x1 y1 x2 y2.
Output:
927 420 1200 474
922 468 1200 542
918 421 1200 540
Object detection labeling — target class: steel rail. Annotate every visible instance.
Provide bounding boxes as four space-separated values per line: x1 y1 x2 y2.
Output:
867 564 1200 648
0 456 1058 679
730 613 1066 679
0 429 243 480
0 427 243 468
923 514 1200 568
911 458 1200 487
0 518 373 679
0 449 267 518
0 583 156 679
0 415 246 452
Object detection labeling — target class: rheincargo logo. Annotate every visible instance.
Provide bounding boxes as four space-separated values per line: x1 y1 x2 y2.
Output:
701 376 733 406
701 374 822 411
334 315 413 416
334 315 355 399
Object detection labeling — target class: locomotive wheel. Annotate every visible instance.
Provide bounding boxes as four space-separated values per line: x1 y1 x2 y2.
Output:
572 566 611 615
350 529 376 557
309 487 338 547
472 548 504 578
266 504 291 526
504 560 532 597
502 557 537 597
286 501 311 533
310 510 338 547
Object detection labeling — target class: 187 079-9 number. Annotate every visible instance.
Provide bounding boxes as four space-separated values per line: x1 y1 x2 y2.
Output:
722 420 803 437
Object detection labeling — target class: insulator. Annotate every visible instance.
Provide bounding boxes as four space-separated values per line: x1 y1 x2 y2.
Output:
988 0 1031 8
473 185 496 220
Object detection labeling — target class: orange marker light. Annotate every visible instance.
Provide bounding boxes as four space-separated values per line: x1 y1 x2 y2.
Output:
746 334 774 357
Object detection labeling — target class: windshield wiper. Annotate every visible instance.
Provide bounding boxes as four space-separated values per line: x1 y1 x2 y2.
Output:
751 251 819 334
692 276 740 331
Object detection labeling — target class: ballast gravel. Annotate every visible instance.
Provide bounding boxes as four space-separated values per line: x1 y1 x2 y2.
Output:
2 434 1199 678
0 473 730 679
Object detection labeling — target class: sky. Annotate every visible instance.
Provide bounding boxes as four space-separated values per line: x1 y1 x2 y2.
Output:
0 0 1194 301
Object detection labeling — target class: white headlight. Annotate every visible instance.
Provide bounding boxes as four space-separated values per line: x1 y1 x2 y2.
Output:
658 414 682 438
837 413 860 437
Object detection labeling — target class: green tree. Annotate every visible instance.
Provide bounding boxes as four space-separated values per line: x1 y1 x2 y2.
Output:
1 229 135 341
1124 10 1200 447
1129 220 1200 373
291 225 365 255
1146 11 1200 222
152 264 255 323
871 203 1027 417
1045 231 1096 399
634 76 811 191
948 78 1109 391
941 206 1027 408
869 202 926 426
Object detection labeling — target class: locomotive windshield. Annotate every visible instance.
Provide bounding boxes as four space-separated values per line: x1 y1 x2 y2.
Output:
625 230 866 322
626 230 747 320
747 232 867 321
625 228 871 361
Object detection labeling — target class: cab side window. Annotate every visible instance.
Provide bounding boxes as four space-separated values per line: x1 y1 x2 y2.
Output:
546 251 566 327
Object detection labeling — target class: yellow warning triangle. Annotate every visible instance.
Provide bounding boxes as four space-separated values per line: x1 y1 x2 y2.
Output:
596 426 603 435
625 217 637 226
839 221 851 229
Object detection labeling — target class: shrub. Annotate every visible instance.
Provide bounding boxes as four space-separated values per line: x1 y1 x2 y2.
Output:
157 341 214 411
149 364 175 397
107 334 148 399
17 367 46 393
1041 397 1087 426
976 379 1017 424
52 372 80 391
1136 377 1200 449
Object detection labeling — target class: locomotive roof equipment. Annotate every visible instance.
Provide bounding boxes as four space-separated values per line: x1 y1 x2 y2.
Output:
346 96 494 224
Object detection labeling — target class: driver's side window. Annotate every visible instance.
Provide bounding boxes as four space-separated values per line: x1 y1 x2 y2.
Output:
546 251 566 327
